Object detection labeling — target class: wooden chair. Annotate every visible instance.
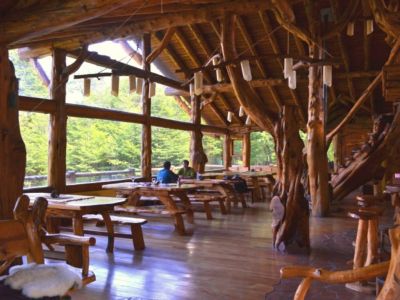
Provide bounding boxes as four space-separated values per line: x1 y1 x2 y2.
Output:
1 195 96 285
280 225 400 300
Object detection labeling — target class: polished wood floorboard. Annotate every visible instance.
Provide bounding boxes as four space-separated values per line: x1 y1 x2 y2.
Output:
70 198 392 300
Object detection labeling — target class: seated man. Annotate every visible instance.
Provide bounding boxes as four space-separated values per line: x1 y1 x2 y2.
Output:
177 160 196 179
156 161 179 183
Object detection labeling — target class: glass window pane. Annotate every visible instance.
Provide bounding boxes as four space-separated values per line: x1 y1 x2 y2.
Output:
250 131 276 166
20 112 49 188
151 127 190 174
232 139 243 165
67 118 141 184
203 135 223 171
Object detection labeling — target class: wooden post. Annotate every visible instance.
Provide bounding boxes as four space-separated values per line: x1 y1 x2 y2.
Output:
48 48 67 193
0 47 26 219
141 34 152 179
307 44 330 217
190 95 207 173
242 132 250 170
223 134 232 170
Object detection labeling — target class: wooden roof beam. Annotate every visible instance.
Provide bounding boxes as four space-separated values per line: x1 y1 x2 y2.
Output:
235 15 283 110
146 27 176 64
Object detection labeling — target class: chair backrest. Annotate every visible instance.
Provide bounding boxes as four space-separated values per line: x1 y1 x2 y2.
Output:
0 195 46 274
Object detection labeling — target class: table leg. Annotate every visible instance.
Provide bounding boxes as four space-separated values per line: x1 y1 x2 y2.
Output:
252 177 262 202
158 194 187 235
100 212 114 253
365 219 379 266
175 192 194 224
73 214 84 236
354 219 368 269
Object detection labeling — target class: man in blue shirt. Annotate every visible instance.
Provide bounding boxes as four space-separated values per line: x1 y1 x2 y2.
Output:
156 161 178 184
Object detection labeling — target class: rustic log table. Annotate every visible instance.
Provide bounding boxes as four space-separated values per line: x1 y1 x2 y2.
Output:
26 193 126 253
102 183 196 235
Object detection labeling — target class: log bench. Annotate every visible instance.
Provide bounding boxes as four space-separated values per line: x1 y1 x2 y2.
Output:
83 214 147 250
186 193 227 220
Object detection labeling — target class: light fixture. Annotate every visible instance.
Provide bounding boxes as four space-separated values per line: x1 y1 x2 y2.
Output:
129 75 136 94
283 57 293 79
227 111 233 122
239 106 244 117
245 115 251 125
366 19 374 35
149 82 156 97
323 65 332 87
189 83 194 97
83 78 90 97
194 71 203 95
240 60 252 81
347 22 355 36
111 75 119 96
288 70 296 89
136 77 143 95
212 56 223 82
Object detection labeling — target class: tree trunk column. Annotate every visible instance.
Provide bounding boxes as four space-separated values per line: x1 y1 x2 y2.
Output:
0 47 26 219
307 45 330 217
141 34 152 179
223 134 232 170
242 132 250 170
190 95 207 173
48 48 67 193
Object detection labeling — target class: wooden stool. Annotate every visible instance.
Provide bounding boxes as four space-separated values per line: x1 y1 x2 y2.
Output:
346 206 384 293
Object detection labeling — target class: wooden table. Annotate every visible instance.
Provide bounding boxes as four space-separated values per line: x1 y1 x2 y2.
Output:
385 184 400 224
102 183 196 235
26 193 126 253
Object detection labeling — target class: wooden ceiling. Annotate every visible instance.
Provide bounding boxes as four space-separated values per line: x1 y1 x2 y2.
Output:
2 0 392 130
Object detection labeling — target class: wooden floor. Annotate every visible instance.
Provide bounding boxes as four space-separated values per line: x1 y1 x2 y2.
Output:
70 197 393 300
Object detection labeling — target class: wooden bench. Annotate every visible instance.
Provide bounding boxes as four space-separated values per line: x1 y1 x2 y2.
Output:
83 214 147 250
186 193 227 220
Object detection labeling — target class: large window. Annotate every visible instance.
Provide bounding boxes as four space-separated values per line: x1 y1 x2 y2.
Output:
151 127 190 174
250 131 276 166
203 135 223 170
232 139 243 166
20 112 49 188
67 117 141 184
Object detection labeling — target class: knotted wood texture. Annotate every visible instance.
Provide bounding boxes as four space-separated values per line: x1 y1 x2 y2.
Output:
190 95 208 173
0 48 26 219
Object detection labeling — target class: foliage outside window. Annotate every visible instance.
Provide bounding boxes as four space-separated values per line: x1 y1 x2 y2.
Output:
250 131 276 166
67 117 141 184
151 127 190 174
20 112 49 188
203 135 223 170
232 139 243 165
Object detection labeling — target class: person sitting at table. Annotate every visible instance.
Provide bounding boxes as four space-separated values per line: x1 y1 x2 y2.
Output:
156 161 179 184
177 160 196 179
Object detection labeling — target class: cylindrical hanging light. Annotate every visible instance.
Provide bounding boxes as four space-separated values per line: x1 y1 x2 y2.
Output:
149 82 156 97
283 57 293 79
213 56 223 82
239 106 244 117
323 65 332 87
129 75 136 94
245 115 251 125
189 83 194 97
111 75 119 96
194 71 203 95
347 22 355 36
366 19 374 35
136 77 143 95
240 60 252 81
83 78 91 97
288 70 296 90
227 111 233 123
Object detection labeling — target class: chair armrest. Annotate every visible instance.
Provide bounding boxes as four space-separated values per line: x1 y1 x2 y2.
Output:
281 261 389 284
43 234 96 247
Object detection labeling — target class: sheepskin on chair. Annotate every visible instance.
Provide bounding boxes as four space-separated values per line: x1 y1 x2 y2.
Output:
1 263 82 299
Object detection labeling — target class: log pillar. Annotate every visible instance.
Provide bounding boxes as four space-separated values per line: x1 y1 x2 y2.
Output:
48 48 67 193
242 132 250 170
0 47 26 219
141 34 152 179
223 134 232 170
307 44 330 217
190 95 207 173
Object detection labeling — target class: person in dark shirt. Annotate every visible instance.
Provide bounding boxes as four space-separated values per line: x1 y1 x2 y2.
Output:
156 161 178 183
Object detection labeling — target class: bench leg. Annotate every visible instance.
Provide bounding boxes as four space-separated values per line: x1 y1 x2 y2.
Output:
239 194 247 208
203 202 213 220
100 212 114 253
218 200 227 215
174 214 186 235
131 224 145 250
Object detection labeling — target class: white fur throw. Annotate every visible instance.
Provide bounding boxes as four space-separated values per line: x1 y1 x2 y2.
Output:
3 263 82 298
